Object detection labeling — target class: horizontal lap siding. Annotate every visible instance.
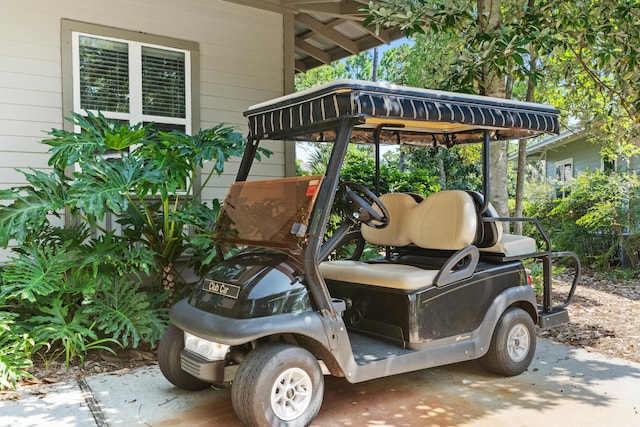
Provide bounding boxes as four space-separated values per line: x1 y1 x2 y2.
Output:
544 139 602 178
1 0 285 261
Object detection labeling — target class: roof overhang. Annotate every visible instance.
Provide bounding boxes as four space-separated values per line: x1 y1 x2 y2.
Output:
222 0 408 72
520 130 584 161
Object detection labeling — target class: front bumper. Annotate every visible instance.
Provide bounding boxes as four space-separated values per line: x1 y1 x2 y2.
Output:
180 349 225 383
170 298 331 347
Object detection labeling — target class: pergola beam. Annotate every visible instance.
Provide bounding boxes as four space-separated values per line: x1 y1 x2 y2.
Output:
296 13 359 54
295 38 332 64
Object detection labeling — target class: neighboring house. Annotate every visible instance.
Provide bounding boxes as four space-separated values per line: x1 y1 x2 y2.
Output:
0 0 403 261
523 130 640 184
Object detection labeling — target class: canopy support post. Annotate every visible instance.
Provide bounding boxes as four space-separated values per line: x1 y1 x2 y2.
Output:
374 127 381 196
481 130 491 215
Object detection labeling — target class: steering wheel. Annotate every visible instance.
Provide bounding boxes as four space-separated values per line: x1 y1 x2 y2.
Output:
338 182 390 229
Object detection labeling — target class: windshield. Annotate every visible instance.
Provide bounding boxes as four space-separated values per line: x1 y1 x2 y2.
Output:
213 175 324 253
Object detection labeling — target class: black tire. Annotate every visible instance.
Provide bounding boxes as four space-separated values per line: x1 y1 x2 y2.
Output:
158 324 210 391
479 307 536 377
231 343 324 427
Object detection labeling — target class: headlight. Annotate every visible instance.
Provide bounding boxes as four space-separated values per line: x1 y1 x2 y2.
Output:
184 332 229 361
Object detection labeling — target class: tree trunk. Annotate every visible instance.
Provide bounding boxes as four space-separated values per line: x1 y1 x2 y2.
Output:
514 1 538 235
478 0 508 229
437 148 447 190
372 47 379 82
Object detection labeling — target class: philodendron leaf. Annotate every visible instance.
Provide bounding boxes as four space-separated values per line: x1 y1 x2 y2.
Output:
1 243 76 303
70 155 165 220
0 169 67 247
104 125 147 151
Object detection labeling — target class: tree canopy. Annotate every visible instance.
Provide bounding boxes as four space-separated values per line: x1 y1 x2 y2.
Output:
365 0 640 157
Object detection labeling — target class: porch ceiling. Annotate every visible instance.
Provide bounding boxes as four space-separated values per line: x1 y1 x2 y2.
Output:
222 0 407 72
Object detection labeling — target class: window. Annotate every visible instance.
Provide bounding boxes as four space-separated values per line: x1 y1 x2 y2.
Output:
73 33 189 133
62 20 199 135
603 158 616 173
554 158 573 198
554 158 573 183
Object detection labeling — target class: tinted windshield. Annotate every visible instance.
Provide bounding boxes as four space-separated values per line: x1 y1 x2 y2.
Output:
213 175 324 253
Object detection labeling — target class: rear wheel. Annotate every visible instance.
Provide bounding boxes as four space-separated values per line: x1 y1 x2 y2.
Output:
231 343 324 427
158 324 210 391
479 307 536 376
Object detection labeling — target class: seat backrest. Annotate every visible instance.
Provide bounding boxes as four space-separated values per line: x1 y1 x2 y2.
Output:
361 191 478 251
407 190 478 250
465 191 504 248
361 193 420 247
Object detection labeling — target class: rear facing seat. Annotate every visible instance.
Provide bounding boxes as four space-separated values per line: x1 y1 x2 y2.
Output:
465 191 538 257
319 191 479 290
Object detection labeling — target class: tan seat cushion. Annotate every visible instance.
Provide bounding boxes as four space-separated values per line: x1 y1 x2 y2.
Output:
408 190 478 250
321 191 478 290
319 260 438 291
361 190 477 250
360 193 420 247
482 233 537 256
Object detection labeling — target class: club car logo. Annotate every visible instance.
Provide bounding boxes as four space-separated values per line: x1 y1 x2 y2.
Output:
202 279 241 299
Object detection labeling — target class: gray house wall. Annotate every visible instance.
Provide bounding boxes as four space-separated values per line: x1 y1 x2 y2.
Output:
0 0 290 261
543 138 602 179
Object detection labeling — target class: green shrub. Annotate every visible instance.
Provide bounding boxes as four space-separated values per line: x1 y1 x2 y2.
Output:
0 307 34 388
525 170 640 270
0 113 260 387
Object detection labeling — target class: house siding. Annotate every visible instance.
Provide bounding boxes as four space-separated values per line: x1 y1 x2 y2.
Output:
1 0 287 260
544 139 602 178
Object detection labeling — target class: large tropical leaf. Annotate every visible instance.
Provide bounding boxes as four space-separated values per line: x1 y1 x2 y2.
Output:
78 231 155 279
45 111 151 170
85 279 169 348
1 243 76 303
0 310 34 389
69 154 165 220
28 298 115 368
0 169 67 247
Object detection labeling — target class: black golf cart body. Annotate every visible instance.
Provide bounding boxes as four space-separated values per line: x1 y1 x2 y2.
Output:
160 80 580 426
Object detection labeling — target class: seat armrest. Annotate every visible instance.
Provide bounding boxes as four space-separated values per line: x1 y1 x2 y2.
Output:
433 245 479 287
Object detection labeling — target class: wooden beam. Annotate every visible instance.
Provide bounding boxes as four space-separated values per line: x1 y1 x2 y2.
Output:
221 0 293 14
296 13 359 54
294 38 332 64
296 1 367 19
360 24 392 44
283 0 340 5
295 59 308 73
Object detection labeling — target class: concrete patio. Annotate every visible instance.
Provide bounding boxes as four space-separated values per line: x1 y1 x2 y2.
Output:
2 338 639 427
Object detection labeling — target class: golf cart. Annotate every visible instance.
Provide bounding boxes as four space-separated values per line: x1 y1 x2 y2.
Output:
158 80 580 426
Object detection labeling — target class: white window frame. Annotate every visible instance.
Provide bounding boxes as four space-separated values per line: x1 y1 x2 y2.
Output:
61 19 200 136
554 158 573 183
61 20 200 203
602 158 616 172
70 32 192 134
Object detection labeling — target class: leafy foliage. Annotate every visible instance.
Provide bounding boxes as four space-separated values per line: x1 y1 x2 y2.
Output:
1 243 76 303
0 307 34 389
0 169 68 247
0 113 250 388
29 298 118 369
549 170 640 269
526 170 640 270
85 279 169 348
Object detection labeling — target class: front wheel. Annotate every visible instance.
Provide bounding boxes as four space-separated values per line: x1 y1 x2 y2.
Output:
479 307 536 376
231 343 324 427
